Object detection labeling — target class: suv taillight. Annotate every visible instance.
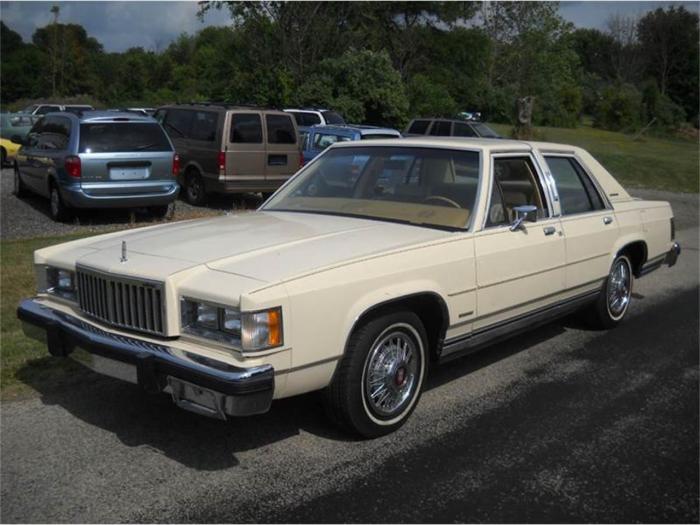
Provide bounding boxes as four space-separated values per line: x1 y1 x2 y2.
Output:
172 153 180 177
218 151 226 174
64 156 81 178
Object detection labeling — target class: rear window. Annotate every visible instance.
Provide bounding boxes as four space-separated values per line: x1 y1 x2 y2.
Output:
407 120 430 134
230 113 262 143
453 123 477 137
313 132 353 150
361 133 400 140
266 114 296 144
321 111 345 125
79 123 172 153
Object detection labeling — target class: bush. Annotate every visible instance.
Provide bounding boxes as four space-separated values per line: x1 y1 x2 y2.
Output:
594 84 643 132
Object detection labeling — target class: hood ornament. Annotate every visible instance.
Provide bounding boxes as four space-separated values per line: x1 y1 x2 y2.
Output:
120 241 128 263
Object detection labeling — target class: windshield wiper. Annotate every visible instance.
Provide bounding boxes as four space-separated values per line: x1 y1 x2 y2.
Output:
134 143 156 150
165 122 184 137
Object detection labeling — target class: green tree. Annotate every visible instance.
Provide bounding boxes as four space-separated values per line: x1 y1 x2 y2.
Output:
298 49 409 127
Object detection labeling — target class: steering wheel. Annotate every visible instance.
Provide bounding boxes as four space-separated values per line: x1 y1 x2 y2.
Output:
423 195 461 209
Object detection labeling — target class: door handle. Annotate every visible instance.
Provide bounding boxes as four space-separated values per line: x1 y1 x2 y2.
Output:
543 226 556 236
603 216 613 225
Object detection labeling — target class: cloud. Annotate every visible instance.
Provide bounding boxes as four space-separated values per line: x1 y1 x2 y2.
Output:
1 0 698 52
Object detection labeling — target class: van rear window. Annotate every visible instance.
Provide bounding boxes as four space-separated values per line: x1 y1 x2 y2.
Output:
79 123 172 153
266 114 296 144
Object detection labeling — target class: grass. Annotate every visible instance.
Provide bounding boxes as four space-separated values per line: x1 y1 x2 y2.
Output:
0 234 95 399
489 123 699 193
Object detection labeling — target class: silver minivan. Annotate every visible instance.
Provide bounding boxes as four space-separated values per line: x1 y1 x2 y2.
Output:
13 111 179 221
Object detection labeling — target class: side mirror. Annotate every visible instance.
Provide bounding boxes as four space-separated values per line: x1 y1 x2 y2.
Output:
509 205 538 231
10 134 25 146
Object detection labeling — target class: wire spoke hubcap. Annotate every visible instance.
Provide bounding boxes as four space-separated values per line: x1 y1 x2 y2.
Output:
364 330 419 418
608 259 631 317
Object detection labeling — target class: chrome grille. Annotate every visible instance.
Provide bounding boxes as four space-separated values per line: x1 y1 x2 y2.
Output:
76 267 166 336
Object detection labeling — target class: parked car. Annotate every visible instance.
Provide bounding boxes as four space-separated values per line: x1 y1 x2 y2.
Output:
155 103 302 204
13 111 179 221
1 113 42 165
302 124 402 163
404 118 500 138
284 107 346 128
21 104 95 115
17 137 680 437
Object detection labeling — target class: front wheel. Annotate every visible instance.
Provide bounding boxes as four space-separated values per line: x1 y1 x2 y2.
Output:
324 311 428 438
588 254 633 329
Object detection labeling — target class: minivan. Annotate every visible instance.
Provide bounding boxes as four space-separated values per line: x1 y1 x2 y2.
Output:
13 111 179 221
155 103 302 204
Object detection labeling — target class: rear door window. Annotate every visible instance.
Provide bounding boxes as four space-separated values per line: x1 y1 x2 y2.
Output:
545 156 605 215
163 109 194 139
79 123 172 153
266 114 296 144
230 113 262 143
190 111 218 142
407 120 430 134
429 120 452 136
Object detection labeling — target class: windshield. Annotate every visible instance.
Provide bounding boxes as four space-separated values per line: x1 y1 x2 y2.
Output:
264 146 481 230
322 111 345 125
79 123 172 153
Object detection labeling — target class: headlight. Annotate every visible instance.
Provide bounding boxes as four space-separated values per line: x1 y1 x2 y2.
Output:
41 266 77 301
180 298 283 351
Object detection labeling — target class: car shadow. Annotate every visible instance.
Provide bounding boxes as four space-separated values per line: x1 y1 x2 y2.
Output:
16 314 596 471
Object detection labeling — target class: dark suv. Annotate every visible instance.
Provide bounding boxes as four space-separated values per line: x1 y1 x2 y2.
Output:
13 111 179 221
404 118 501 139
155 103 301 205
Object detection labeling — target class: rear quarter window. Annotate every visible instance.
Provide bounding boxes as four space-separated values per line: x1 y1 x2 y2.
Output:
79 123 172 153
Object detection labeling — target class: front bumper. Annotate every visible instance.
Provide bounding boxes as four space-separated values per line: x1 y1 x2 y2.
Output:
17 299 274 419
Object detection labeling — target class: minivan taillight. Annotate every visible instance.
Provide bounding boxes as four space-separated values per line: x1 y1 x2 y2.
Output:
218 151 226 174
172 153 180 177
64 156 81 178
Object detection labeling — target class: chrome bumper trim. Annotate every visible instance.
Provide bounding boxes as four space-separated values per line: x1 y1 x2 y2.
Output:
17 299 274 418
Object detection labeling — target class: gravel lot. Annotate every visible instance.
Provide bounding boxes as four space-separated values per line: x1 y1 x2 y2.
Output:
0 167 262 240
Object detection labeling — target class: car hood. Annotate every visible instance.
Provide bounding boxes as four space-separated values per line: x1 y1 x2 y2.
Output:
72 211 449 284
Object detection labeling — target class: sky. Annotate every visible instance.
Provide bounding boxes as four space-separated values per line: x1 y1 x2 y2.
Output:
1 1 698 53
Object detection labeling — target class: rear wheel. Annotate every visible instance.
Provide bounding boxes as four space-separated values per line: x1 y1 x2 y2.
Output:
13 165 27 198
588 254 633 329
324 310 428 438
185 171 207 206
49 183 71 222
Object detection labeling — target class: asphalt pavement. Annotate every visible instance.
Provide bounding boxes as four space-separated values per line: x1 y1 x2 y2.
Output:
0 198 698 523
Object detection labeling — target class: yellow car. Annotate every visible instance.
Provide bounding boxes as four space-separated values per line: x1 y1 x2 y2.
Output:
0 136 21 166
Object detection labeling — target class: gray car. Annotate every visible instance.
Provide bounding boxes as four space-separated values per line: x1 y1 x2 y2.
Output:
13 111 179 221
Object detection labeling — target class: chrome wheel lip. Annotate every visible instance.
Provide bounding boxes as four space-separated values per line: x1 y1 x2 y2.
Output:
607 258 631 319
361 324 424 422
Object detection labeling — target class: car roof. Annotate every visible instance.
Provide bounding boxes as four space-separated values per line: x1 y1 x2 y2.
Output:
41 110 156 123
309 124 400 135
327 136 582 154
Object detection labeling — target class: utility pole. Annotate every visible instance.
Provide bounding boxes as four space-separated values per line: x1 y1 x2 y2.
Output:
50 5 59 97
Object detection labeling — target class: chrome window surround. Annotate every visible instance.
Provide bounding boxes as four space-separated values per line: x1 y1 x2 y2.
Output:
481 151 555 231
539 152 613 213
